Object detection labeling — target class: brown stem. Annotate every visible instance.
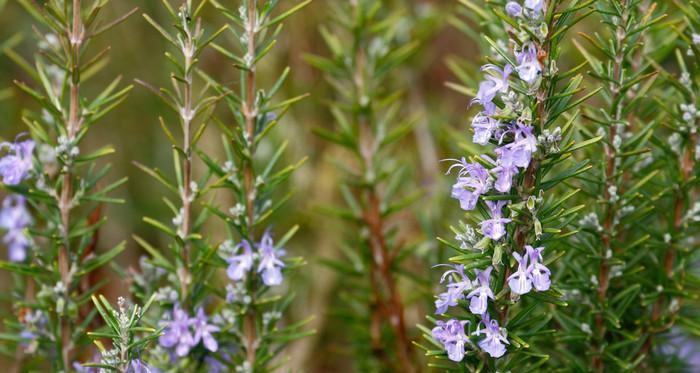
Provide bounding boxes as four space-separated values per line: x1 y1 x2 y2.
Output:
350 3 413 369
592 4 628 371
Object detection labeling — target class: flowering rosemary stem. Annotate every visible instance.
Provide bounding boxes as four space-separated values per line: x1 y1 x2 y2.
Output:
242 0 259 365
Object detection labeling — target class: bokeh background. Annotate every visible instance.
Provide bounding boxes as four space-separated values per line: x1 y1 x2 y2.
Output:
0 0 591 371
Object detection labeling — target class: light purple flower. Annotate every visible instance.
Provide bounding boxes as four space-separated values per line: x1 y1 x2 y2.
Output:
515 43 541 85
492 147 519 193
474 312 509 358
159 304 195 356
505 1 523 17
472 112 500 145
505 124 538 169
524 0 544 13
190 307 220 352
467 266 495 314
473 64 512 106
127 360 159 373
226 239 254 281
435 264 473 314
432 319 471 362
507 251 533 295
257 231 285 286
0 195 32 262
526 245 551 291
447 158 491 211
480 201 511 241
0 138 34 185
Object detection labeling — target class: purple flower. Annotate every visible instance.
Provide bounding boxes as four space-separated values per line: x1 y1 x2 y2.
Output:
524 0 544 13
467 266 495 314
472 114 500 146
480 201 511 241
447 158 491 211
504 124 538 169
526 245 551 291
435 264 473 314
508 245 551 294
190 307 220 352
507 251 533 295
0 138 34 185
226 239 254 281
473 64 512 106
159 304 195 356
515 43 541 85
474 313 509 358
491 150 519 193
432 319 471 362
505 1 523 17
0 195 32 262
257 231 285 286
127 360 159 373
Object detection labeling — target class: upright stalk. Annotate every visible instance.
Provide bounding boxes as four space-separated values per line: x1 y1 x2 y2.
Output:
351 2 413 370
592 3 628 370
242 0 259 365
58 0 83 366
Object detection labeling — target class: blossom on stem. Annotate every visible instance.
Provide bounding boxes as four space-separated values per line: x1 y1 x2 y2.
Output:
159 304 195 356
0 195 32 262
467 266 495 314
526 245 551 291
508 245 551 294
473 312 509 358
507 251 533 295
432 319 471 362
515 43 541 85
473 64 512 106
190 307 220 352
435 264 473 314
480 201 511 241
447 158 491 211
472 104 501 145
505 1 523 17
226 239 254 281
0 138 34 185
257 230 285 286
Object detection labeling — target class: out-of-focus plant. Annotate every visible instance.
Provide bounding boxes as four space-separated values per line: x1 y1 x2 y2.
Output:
635 1 700 369
419 0 600 370
307 0 423 371
0 0 136 370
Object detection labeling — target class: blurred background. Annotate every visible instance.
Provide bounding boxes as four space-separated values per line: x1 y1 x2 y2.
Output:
0 0 525 371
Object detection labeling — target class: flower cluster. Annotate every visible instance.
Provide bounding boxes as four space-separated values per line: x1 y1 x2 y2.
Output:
159 305 219 357
0 137 35 262
433 0 552 361
222 230 286 288
0 137 34 185
0 195 33 262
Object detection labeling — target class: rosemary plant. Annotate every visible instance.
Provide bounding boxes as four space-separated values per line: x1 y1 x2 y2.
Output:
551 1 671 370
308 0 422 371
132 0 228 369
420 0 600 370
0 0 135 370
